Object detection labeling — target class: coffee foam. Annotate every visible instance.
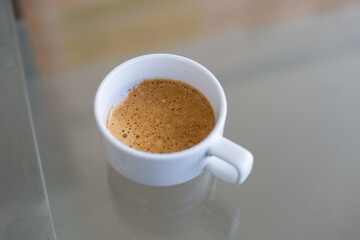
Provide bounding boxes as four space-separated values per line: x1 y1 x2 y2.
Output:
107 79 215 153
107 95 128 128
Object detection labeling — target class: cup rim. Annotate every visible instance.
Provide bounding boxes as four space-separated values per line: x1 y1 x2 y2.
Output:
94 53 227 160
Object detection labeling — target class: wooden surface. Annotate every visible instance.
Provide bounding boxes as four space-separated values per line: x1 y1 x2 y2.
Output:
19 0 359 73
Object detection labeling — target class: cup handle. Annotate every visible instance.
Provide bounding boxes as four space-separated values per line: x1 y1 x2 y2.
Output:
205 137 254 185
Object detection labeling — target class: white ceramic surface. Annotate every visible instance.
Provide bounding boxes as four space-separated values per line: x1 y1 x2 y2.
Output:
94 54 253 186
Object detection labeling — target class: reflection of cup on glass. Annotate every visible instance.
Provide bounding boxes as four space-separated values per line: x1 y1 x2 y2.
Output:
107 165 240 239
201 195 240 240
95 54 253 186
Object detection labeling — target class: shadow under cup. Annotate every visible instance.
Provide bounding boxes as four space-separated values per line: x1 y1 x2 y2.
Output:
94 54 229 186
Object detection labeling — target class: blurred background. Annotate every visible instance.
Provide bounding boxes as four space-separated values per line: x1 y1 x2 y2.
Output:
19 0 359 73
2 0 360 239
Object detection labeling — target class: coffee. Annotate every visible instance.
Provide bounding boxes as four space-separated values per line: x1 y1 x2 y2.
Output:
107 79 215 153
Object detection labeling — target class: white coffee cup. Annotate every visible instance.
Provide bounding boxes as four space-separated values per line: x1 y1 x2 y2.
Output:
94 54 253 186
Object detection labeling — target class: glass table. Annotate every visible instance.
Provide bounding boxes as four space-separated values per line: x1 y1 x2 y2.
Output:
1 0 360 239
